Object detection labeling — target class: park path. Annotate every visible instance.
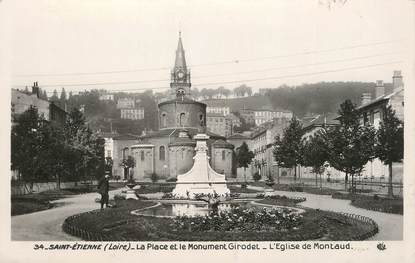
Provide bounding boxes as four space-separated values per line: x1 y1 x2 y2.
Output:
248 186 403 241
11 189 122 241
11 186 402 241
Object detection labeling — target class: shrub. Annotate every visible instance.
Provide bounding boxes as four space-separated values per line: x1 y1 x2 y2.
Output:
166 177 177 182
114 194 126 201
256 193 265 199
288 184 303 192
253 172 261 182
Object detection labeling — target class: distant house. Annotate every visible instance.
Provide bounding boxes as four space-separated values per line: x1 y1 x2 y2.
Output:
11 82 67 126
239 109 256 125
206 113 231 137
120 108 145 120
253 108 293 126
99 132 119 159
116 98 135 109
250 118 290 180
99 94 115 101
117 97 145 120
206 106 231 116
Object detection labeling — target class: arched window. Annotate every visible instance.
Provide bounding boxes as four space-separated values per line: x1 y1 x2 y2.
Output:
159 146 165 161
222 150 226 161
161 113 167 128
179 113 186 127
199 113 205 126
141 151 145 161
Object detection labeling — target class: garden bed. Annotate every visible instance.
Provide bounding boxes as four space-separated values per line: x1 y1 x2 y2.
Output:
63 199 378 241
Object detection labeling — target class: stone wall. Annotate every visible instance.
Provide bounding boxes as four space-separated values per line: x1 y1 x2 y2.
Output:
168 145 195 178
147 137 171 178
211 147 233 178
131 146 154 180
158 101 206 131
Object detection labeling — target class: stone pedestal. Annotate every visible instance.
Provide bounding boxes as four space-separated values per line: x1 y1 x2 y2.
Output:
125 183 138 200
172 134 230 198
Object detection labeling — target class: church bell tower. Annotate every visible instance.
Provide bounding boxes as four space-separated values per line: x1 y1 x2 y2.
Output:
170 32 191 98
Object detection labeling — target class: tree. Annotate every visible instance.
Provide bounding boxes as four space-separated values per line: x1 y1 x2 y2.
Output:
60 87 67 101
235 142 254 184
303 131 329 189
64 108 105 182
42 90 48 100
273 117 304 182
375 105 403 197
326 100 376 192
120 155 136 181
50 89 59 103
11 107 48 185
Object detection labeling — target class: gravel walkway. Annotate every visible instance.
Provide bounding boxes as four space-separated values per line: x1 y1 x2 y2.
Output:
11 189 122 241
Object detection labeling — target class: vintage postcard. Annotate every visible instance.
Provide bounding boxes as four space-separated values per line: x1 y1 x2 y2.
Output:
1 0 414 262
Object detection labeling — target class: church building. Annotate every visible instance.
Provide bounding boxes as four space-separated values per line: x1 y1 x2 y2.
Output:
125 33 234 181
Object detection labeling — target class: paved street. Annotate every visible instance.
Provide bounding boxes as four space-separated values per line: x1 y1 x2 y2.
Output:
11 189 121 241
11 187 402 241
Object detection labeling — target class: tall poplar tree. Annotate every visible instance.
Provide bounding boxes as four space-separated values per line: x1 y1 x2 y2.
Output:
375 105 404 197
235 142 254 184
326 100 376 192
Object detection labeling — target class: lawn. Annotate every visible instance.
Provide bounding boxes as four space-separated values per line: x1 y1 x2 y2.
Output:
332 192 403 214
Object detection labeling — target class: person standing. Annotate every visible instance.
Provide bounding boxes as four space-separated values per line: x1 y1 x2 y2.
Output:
98 174 110 210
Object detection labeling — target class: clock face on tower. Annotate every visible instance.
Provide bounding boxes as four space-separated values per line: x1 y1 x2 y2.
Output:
177 70 185 80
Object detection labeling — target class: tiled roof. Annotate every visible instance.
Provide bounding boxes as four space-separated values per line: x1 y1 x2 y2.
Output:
142 128 225 140
356 88 403 111
227 133 248 140
212 139 234 149
302 113 339 131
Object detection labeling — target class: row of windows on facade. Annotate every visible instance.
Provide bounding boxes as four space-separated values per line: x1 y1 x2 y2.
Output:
128 146 227 162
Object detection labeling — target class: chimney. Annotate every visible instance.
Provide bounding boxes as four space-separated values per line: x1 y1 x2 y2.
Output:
392 70 403 91
361 92 372 105
32 82 39 98
375 80 385 98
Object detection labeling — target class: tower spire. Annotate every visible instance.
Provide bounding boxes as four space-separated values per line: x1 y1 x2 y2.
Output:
174 32 187 70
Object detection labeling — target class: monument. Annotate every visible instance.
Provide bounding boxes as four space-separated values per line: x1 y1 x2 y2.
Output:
172 134 230 198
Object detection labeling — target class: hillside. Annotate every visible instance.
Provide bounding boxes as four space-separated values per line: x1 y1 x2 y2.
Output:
202 96 274 112
204 82 393 117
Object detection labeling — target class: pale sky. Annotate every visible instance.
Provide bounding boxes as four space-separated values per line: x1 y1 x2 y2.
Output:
8 0 414 95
